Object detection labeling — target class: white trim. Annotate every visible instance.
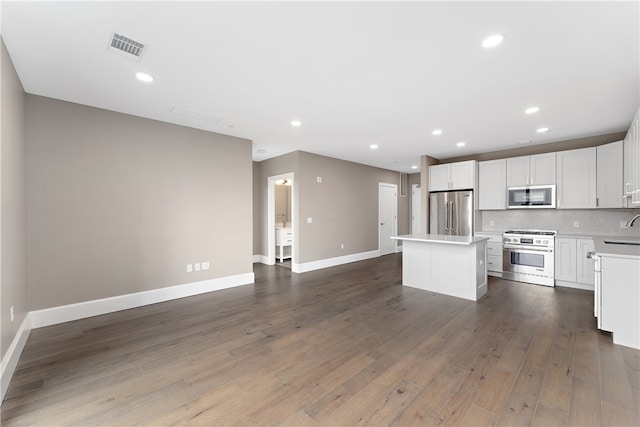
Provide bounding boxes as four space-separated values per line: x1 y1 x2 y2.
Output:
267 172 294 266
1 314 32 401
378 182 398 256
253 254 269 264
555 280 595 292
30 273 255 329
292 249 380 273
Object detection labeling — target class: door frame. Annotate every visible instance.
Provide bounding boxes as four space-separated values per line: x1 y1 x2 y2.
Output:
267 172 295 266
378 182 398 255
411 183 421 234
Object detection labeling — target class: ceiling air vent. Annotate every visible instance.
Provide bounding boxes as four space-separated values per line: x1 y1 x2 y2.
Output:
108 33 145 60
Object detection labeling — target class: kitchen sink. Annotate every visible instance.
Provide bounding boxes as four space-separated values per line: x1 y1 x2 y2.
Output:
603 239 640 246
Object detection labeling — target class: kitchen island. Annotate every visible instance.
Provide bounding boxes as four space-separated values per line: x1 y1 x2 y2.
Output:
391 234 489 301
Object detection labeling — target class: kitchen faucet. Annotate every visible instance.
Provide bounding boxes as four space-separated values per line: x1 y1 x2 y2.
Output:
626 213 640 227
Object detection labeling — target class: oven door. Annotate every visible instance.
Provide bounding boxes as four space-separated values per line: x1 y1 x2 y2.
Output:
503 246 554 286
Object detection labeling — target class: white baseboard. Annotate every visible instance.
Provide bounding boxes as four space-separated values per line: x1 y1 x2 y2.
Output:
30 272 255 329
292 249 381 273
253 254 269 264
555 280 595 292
1 314 32 402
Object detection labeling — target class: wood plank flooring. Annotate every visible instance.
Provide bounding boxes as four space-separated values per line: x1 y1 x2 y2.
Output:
2 254 639 426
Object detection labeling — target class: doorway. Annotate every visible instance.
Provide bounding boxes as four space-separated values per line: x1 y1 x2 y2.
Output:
378 183 397 256
267 173 295 267
411 183 422 234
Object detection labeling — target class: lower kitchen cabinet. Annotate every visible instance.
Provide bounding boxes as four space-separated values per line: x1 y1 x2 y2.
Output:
595 254 640 349
555 237 594 289
476 232 503 277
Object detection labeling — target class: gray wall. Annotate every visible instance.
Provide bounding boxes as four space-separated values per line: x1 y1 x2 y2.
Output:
1 39 28 359
26 95 253 310
254 151 409 264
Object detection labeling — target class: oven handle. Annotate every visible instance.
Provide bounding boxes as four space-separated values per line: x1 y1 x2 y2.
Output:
503 245 553 253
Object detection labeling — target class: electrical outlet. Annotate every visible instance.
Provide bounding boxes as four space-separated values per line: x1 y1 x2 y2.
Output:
573 221 580 228
307 217 313 223
10 306 14 322
316 176 322 183
202 261 210 270
340 243 344 250
186 264 193 273
195 263 201 271
489 220 495 226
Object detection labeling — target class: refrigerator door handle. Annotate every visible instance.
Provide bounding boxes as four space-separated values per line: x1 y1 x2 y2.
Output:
445 201 450 231
448 201 454 233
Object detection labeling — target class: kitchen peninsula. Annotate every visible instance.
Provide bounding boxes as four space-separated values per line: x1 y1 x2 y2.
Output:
392 234 489 301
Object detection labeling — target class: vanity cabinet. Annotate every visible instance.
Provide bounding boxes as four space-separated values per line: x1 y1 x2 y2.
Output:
429 160 476 191
478 159 506 210
275 228 293 262
506 153 556 187
556 147 596 209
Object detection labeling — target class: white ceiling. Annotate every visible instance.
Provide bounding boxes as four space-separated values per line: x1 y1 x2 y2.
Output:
2 1 639 173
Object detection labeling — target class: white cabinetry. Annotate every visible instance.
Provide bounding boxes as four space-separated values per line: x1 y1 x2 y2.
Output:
555 237 594 289
506 153 556 187
624 107 640 206
275 227 293 262
556 147 596 209
478 159 506 210
475 232 503 277
429 160 476 191
595 254 640 349
597 141 624 208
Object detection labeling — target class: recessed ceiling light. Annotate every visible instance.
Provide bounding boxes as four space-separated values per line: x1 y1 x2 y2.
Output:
411 165 418 170
291 120 302 127
456 142 466 147
482 34 504 48
369 144 379 150
525 106 540 114
432 129 443 135
536 127 550 133
135 72 153 83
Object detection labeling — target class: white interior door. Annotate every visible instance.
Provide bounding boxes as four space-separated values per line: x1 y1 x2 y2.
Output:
411 183 422 234
379 183 397 255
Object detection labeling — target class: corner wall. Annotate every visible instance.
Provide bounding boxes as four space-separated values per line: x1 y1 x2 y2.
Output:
1 38 29 400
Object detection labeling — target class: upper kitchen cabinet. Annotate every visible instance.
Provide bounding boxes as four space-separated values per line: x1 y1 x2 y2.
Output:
557 147 596 209
597 141 624 208
429 160 476 192
478 159 506 210
506 153 556 187
624 107 640 206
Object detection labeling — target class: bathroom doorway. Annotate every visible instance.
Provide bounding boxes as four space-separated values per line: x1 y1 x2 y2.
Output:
267 173 295 268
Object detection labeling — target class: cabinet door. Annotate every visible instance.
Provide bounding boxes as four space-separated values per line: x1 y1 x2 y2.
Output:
556 147 597 209
597 141 623 208
479 159 506 210
555 238 577 282
530 153 557 185
429 164 450 192
576 239 595 285
449 161 476 190
506 156 530 187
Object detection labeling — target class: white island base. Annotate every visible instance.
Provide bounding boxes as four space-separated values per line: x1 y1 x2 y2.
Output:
392 234 489 301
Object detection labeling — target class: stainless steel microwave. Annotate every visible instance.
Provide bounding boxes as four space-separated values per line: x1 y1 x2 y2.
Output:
507 185 556 209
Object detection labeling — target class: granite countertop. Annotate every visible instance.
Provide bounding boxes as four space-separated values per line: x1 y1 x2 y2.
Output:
392 234 489 245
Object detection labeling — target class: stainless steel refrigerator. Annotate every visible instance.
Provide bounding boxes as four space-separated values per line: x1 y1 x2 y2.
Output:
429 190 474 236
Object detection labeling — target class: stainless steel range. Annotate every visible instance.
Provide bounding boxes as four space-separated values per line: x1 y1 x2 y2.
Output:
502 229 556 286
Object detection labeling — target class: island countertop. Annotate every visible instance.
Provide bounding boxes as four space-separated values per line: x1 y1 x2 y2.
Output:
392 234 489 246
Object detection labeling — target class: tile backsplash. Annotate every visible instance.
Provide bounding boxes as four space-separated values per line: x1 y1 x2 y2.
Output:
479 209 640 237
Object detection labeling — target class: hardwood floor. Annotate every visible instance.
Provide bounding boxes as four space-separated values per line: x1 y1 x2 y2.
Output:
2 254 639 426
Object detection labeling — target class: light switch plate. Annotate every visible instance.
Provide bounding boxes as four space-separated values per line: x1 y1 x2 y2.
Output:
186 264 193 273
307 217 313 223
195 263 201 271
316 176 322 183
202 261 210 270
